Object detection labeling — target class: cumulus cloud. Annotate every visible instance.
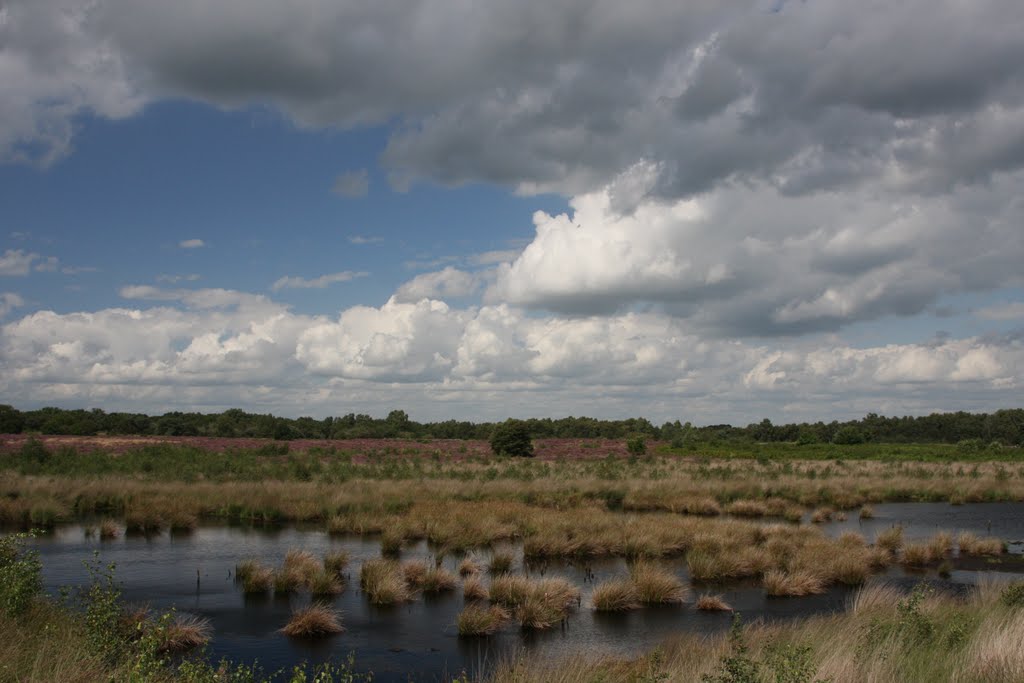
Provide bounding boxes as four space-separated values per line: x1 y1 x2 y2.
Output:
393 267 479 303
486 165 1024 335
1 292 1020 421
3 1 1022 199
178 238 205 249
332 169 369 198
270 270 368 291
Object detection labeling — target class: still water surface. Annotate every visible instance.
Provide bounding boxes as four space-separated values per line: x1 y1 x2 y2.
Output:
31 502 1024 681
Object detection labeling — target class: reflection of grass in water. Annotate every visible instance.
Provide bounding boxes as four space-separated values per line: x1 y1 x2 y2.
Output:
695 594 732 611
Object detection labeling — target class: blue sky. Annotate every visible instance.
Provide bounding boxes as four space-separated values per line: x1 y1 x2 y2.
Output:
1 1 1021 423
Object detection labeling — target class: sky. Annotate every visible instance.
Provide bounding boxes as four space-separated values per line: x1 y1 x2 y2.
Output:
0 0 1022 425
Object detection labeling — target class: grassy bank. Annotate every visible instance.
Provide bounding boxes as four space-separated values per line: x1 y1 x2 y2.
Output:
491 581 1024 682
3 438 1024 533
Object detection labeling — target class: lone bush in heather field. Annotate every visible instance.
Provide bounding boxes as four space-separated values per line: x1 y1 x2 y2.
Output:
490 420 534 457
626 436 646 455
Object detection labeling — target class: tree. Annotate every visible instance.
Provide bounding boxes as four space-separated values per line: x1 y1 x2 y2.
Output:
490 419 534 457
832 426 866 445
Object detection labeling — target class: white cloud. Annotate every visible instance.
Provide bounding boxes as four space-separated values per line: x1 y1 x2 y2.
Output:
332 169 369 198
0 250 39 276
348 235 383 245
468 250 521 266
393 267 479 303
1 292 1020 421
486 166 1024 335
270 270 368 291
975 302 1024 321
0 293 25 318
178 239 205 249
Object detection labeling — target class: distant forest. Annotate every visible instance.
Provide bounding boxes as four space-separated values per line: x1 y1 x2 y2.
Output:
1 404 1022 446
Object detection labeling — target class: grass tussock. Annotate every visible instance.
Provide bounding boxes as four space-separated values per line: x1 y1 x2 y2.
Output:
157 613 212 653
487 574 579 629
281 604 344 638
463 575 489 601
489 550 515 574
457 604 509 636
810 507 834 524
237 562 273 594
958 532 1005 556
307 567 344 596
859 505 875 519
359 558 412 604
324 549 350 575
99 519 120 540
591 578 640 611
876 525 904 553
695 594 732 611
402 560 456 593
488 574 532 607
630 562 688 604
283 549 321 582
458 556 483 576
763 569 826 596
515 578 580 630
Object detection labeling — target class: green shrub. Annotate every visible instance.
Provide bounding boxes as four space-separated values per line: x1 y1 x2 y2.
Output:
0 532 42 617
1000 581 1024 608
490 420 534 457
626 437 647 455
832 427 866 445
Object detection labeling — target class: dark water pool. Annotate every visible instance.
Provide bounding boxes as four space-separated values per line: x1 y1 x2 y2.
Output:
28 502 1024 682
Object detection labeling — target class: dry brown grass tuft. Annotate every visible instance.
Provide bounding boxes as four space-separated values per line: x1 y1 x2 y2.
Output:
281 604 344 638
360 559 412 604
763 569 825 596
283 549 322 581
98 519 120 540
463 575 489 601
324 549 350 575
958 532 1005 556
631 562 688 604
810 507 834 524
876 526 904 553
962 609 1024 681
725 500 768 517
458 556 483 576
514 578 580 629
457 604 509 636
273 567 303 594
307 568 344 596
489 574 532 607
402 561 457 593
591 578 640 611
695 594 732 611
157 614 211 653
489 550 515 574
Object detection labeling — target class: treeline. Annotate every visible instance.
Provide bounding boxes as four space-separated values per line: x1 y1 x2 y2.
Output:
0 404 1022 445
